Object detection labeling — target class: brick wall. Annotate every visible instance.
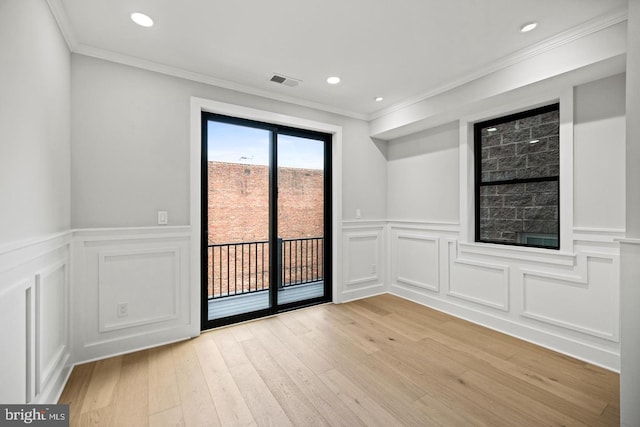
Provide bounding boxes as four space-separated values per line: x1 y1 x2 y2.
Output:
206 162 325 297
479 108 559 244
207 162 324 244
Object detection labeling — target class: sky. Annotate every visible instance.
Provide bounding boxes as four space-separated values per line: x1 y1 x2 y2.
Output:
207 120 324 170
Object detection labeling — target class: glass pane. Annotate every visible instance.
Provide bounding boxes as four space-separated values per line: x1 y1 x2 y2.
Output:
207 121 271 319
277 134 325 304
479 181 559 248
480 108 559 182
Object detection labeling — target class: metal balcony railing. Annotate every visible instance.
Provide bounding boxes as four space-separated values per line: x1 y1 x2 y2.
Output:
207 237 324 300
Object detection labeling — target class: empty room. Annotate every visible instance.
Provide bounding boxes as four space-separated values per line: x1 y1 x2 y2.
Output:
1 0 640 425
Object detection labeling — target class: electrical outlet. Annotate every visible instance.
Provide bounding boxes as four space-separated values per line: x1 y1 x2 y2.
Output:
371 264 377 275
158 210 168 225
355 209 362 219
117 302 128 318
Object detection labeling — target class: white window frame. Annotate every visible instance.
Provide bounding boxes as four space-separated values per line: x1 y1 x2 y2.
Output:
459 88 574 254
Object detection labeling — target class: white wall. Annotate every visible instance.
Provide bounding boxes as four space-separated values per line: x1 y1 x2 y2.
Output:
383 68 626 371
0 0 70 244
573 73 626 230
387 121 459 223
0 0 71 404
71 54 386 227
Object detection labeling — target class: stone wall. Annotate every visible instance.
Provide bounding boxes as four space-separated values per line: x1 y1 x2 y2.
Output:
479 107 560 245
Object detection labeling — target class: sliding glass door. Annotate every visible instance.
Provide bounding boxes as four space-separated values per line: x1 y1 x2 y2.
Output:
201 113 331 329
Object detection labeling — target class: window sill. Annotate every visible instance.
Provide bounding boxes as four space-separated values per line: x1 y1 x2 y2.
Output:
459 241 576 266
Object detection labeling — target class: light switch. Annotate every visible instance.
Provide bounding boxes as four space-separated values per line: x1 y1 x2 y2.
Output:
158 211 168 225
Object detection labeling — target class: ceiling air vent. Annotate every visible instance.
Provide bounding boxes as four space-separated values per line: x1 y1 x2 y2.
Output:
269 73 301 87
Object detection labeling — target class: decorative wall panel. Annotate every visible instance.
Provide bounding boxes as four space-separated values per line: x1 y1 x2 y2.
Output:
98 248 179 332
386 221 621 370
344 232 380 286
73 227 193 363
447 240 510 311
393 233 439 292
0 232 71 404
522 253 619 341
36 262 68 395
0 280 30 403
340 223 386 302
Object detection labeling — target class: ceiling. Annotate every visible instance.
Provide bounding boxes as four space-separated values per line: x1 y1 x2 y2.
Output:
54 0 627 119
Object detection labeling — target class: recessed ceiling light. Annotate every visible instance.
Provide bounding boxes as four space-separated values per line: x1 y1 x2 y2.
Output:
487 127 498 132
520 22 538 33
529 139 540 144
327 76 341 85
375 97 384 102
131 12 154 27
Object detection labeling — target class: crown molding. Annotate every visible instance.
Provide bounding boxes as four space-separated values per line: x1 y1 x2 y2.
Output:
46 0 78 50
72 43 368 121
368 8 629 121
44 0 626 124
45 0 366 120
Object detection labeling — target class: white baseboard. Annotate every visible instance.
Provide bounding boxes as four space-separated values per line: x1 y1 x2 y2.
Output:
339 283 387 303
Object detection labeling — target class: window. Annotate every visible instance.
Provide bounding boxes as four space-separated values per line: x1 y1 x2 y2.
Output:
474 103 560 249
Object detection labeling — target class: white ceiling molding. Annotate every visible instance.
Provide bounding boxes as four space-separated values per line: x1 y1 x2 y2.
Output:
369 53 626 141
45 0 627 124
45 0 367 120
45 0 78 50
72 43 368 121
369 8 628 121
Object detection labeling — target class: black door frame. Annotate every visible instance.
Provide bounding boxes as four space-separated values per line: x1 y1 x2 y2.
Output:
201 112 332 330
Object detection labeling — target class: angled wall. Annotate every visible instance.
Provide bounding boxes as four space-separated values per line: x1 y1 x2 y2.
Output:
0 0 72 403
0 0 70 243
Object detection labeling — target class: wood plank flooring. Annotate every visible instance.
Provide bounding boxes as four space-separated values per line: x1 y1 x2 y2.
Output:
59 294 620 426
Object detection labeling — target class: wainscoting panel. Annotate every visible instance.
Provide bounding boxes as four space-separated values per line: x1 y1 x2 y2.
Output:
340 223 386 302
0 279 30 403
73 227 193 364
0 222 625 404
522 253 619 341
98 248 179 332
447 241 510 311
0 232 71 404
391 232 439 292
387 221 621 371
36 262 68 396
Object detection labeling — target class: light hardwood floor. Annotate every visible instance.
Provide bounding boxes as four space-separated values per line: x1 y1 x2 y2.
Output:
59 294 619 426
